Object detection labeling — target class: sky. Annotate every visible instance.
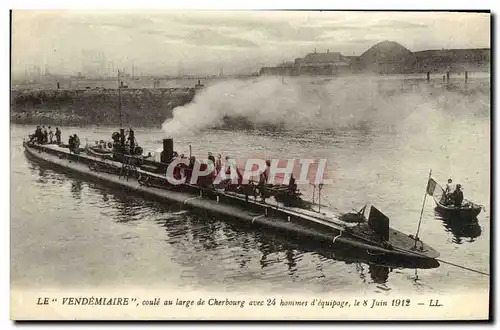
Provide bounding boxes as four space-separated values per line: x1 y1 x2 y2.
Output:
11 10 491 77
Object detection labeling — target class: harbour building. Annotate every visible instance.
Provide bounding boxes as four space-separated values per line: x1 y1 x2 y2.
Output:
260 49 351 76
259 41 490 76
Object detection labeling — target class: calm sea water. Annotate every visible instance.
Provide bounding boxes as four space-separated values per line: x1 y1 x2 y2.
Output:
10 77 490 295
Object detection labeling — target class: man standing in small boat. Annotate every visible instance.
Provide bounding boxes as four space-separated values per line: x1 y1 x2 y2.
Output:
445 178 456 204
451 184 464 207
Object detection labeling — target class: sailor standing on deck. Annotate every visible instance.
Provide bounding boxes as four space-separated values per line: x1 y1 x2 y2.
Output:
215 154 222 175
42 126 48 144
68 135 74 152
259 160 271 185
73 134 80 154
48 126 54 144
127 127 135 152
208 152 216 167
35 126 42 144
207 152 216 176
224 156 243 185
258 160 271 201
55 127 61 145
289 173 297 192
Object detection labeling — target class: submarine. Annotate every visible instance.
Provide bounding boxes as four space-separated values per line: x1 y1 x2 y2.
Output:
22 128 440 266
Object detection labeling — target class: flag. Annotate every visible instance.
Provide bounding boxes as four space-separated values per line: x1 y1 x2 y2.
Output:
426 178 437 196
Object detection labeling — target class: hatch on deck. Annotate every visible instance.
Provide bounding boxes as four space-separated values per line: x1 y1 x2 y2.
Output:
367 205 390 241
340 204 390 241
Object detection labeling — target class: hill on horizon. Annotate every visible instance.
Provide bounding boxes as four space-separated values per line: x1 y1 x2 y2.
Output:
359 40 417 73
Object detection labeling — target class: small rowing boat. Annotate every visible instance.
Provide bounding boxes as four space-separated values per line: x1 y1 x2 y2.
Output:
434 198 483 219
426 176 484 220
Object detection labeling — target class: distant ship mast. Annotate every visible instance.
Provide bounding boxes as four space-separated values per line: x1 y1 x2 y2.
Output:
117 69 123 128
282 60 285 84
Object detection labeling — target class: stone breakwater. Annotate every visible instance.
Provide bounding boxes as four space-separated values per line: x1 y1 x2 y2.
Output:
10 87 196 126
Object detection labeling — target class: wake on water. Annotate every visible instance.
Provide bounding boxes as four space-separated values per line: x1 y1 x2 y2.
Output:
161 75 490 138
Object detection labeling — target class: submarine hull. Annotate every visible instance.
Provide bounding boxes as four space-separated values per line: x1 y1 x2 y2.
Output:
23 142 439 263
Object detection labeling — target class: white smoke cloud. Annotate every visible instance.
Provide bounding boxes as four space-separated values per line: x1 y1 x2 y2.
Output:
161 75 490 138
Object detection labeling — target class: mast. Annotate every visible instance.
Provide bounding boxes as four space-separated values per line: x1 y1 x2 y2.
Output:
282 60 285 84
414 169 432 246
118 69 123 128
318 183 323 213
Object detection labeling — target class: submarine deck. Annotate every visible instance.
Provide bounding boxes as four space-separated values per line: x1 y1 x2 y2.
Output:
23 142 440 260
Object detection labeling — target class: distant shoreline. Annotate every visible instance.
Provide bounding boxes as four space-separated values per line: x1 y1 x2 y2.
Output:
10 87 196 127
10 74 490 127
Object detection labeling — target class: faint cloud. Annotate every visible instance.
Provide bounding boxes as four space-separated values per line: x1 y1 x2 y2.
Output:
185 29 259 48
11 10 491 76
373 20 429 29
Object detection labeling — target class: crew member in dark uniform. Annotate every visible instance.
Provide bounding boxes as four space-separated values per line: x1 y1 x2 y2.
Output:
289 173 297 192
186 156 196 183
48 126 53 144
33 126 42 143
452 184 464 207
128 128 135 153
68 135 74 153
260 160 271 185
207 152 216 179
55 127 61 145
258 160 271 201
42 126 48 144
215 154 222 175
73 134 80 154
